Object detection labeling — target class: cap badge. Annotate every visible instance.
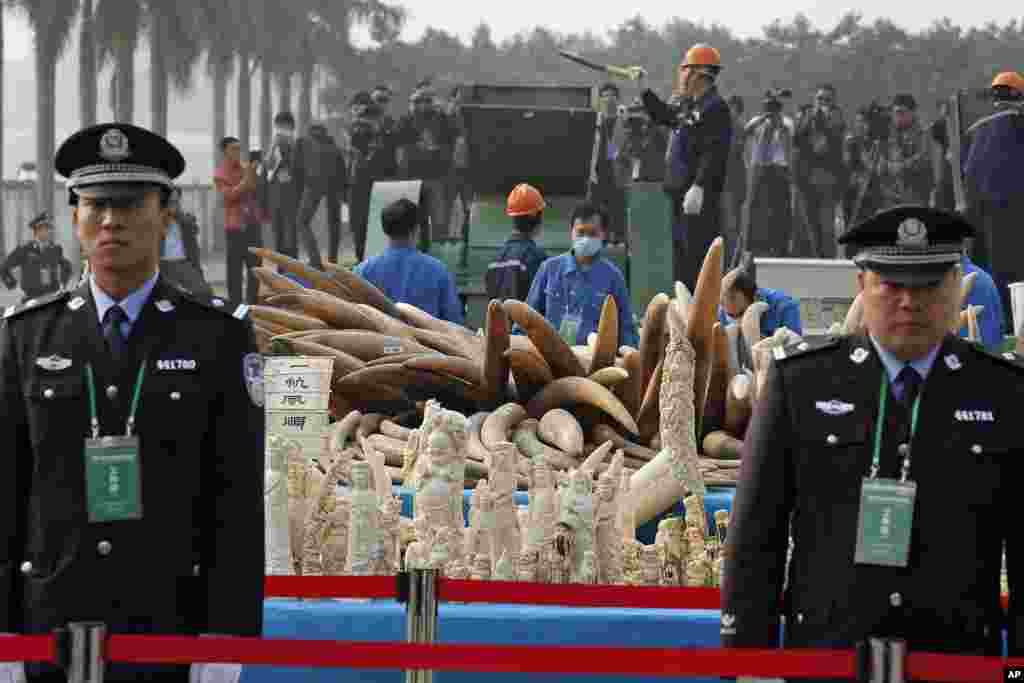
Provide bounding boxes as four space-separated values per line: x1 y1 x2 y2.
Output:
99 128 131 162
850 348 869 364
897 217 929 248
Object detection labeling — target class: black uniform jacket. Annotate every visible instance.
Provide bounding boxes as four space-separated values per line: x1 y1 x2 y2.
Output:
721 333 1024 657
0 277 264 677
0 242 72 298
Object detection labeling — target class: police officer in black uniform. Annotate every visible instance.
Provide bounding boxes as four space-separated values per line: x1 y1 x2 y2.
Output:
0 123 264 683
721 205 1024 669
0 212 73 303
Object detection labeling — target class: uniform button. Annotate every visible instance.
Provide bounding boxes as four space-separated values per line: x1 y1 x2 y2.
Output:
897 444 909 457
170 391 181 401
20 561 32 575
889 592 902 607
97 540 112 556
43 388 55 399
193 564 201 577
796 612 804 624
826 434 838 445
972 444 983 455
106 385 118 400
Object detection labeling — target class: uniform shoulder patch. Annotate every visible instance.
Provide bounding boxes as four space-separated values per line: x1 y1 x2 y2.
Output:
3 290 71 321
177 290 248 320
971 343 1024 371
775 337 839 363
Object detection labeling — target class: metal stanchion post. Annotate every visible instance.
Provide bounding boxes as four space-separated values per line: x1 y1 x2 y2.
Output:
888 639 906 683
66 622 106 683
868 637 886 683
420 569 439 683
403 571 421 683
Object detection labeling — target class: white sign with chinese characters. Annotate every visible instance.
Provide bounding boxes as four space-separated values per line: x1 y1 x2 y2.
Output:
264 356 334 457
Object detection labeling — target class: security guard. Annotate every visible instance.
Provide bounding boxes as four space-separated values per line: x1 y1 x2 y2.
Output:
0 123 264 683
0 212 73 302
641 44 733 291
721 205 1023 664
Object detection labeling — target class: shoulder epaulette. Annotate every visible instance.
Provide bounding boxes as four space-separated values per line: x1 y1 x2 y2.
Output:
774 337 840 363
971 343 1024 371
2 290 70 321
176 288 250 321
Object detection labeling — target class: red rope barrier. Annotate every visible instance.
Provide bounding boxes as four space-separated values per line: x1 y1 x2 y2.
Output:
264 575 397 600
0 635 54 663
438 579 723 609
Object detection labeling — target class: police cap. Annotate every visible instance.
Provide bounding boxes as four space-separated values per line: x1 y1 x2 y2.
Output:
838 205 974 286
55 123 184 200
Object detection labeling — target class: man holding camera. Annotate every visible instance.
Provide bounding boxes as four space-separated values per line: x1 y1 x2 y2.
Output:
794 84 846 258
740 89 795 257
642 44 733 291
588 83 629 244
347 91 398 262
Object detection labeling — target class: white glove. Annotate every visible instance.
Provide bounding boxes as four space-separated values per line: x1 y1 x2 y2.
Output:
190 663 242 683
683 184 705 215
0 662 26 683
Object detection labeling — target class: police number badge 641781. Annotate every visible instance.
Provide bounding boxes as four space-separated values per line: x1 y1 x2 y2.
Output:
243 353 265 407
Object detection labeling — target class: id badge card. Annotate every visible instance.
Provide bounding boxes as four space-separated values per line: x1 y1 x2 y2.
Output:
854 477 916 567
84 436 143 523
559 313 582 346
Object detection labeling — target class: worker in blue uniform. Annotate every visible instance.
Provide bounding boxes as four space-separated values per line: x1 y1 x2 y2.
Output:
354 198 464 324
718 252 802 333
963 71 1024 327
641 43 733 291
958 247 1005 348
525 201 639 348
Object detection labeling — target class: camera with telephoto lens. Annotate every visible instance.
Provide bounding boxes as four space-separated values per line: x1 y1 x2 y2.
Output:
863 100 892 141
762 88 792 114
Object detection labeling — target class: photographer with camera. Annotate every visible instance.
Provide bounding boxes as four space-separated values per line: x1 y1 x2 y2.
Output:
619 98 668 184
794 84 846 258
641 43 733 291
347 90 398 262
588 82 629 243
738 88 794 258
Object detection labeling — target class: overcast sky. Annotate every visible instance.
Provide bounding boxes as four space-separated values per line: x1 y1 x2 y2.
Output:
5 1 1023 61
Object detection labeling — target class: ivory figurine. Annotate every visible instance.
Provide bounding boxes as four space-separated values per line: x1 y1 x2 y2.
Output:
594 454 624 585
400 428 423 489
683 495 707 540
578 550 599 585
618 467 635 543
346 462 380 575
517 549 540 583
558 468 596 582
622 538 643 586
685 526 712 587
488 442 522 570
302 447 356 576
427 526 460 570
639 545 662 586
464 481 493 560
493 549 517 581
525 457 559 553
446 559 471 580
265 435 293 575
545 533 572 585
471 553 492 581
377 495 402 574
286 438 324 575
415 430 465 544
404 516 432 570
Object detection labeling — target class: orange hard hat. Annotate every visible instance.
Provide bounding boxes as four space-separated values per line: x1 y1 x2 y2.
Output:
681 44 722 72
506 183 545 216
992 71 1024 92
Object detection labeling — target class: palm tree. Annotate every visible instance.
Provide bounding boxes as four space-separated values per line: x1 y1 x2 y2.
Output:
147 1 202 136
79 0 96 127
15 0 81 218
94 0 142 122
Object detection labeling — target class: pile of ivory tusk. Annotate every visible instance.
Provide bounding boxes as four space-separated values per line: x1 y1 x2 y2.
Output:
247 242 758 525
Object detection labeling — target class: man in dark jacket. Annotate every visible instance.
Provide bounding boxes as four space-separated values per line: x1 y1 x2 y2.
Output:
0 212 73 303
295 123 348 268
347 91 397 262
794 84 847 258
263 111 303 261
643 44 733 291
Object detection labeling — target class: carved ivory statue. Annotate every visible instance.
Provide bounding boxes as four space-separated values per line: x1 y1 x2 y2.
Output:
464 480 492 560
622 538 643 586
302 446 356 575
653 517 687 587
415 430 464 547
685 526 712 587
493 549 517 581
639 545 662 586
618 465 635 543
488 442 522 570
578 550 599 585
558 468 596 582
471 553 491 581
595 454 624 585
427 526 459 570
265 435 292 575
286 437 324 575
525 457 559 553
517 549 540 583
377 494 402 574
404 516 432 570
346 462 380 575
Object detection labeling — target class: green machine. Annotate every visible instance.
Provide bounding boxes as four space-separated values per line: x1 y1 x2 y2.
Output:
357 83 675 330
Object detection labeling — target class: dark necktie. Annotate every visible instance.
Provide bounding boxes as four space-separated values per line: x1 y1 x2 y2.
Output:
896 365 922 409
103 305 128 359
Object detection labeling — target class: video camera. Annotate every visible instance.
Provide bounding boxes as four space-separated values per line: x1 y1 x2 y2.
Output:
762 88 793 114
862 100 892 141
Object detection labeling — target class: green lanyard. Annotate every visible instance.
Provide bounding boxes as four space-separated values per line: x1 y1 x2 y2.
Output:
870 370 922 482
84 362 147 439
